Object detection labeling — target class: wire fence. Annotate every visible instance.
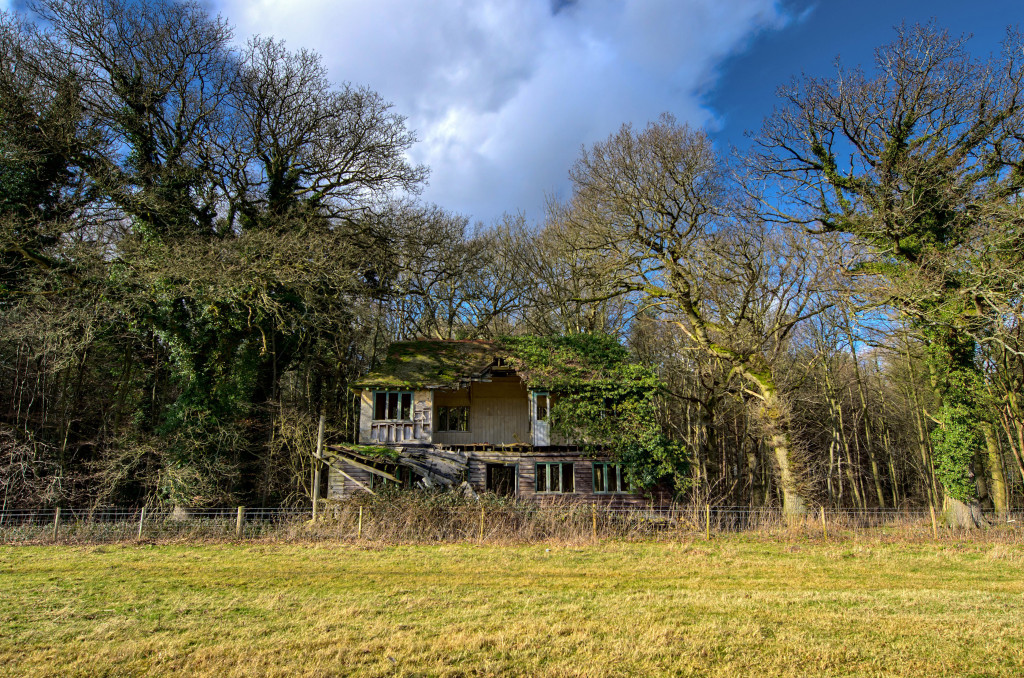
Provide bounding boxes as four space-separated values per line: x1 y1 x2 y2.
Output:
0 503 1021 545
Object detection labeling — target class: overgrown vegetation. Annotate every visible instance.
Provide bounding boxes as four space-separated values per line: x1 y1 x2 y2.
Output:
2 2 1024 526
501 334 687 490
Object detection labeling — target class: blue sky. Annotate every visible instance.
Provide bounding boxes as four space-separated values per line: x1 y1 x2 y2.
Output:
710 1 1023 152
5 0 1021 225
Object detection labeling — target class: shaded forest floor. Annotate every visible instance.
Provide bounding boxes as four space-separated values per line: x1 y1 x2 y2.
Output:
2 538 1023 676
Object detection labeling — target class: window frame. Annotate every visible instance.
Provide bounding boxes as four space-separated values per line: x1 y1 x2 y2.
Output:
535 461 575 494
372 390 414 421
593 462 629 494
533 391 550 422
437 405 470 432
485 463 518 496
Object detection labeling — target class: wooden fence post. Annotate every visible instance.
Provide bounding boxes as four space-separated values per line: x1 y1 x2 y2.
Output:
820 506 828 541
479 505 485 542
236 506 245 538
705 504 711 540
137 507 146 540
52 507 60 541
592 504 597 542
357 506 363 540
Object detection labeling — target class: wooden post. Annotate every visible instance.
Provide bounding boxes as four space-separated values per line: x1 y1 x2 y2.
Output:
357 506 363 540
137 507 146 540
820 506 828 541
929 504 939 540
236 506 245 538
313 413 325 521
52 507 60 541
479 505 485 542
591 504 597 542
705 504 711 540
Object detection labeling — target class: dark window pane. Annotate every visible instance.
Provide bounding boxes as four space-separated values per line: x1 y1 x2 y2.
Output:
536 464 547 492
536 394 548 421
401 392 412 420
594 464 606 492
561 463 574 493
374 393 386 420
608 465 618 493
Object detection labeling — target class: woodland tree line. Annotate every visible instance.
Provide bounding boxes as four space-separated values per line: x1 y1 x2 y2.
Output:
2 0 1023 526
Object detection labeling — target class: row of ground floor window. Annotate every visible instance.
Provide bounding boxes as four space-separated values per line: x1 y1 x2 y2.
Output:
326 455 648 503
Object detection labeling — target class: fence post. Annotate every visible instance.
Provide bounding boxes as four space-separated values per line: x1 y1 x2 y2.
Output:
929 504 939 540
357 506 363 540
479 505 485 542
236 506 245 538
592 504 597 542
52 507 60 542
820 506 828 541
705 504 711 540
137 507 146 540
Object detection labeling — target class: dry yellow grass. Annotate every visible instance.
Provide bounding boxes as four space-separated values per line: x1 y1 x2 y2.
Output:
1 538 1023 676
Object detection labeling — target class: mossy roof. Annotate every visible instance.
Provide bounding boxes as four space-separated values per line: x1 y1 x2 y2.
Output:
355 334 643 392
355 340 501 390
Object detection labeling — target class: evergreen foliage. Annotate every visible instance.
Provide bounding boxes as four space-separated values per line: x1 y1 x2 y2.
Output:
501 334 688 491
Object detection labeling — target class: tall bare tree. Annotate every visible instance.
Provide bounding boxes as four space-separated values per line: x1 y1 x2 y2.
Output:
562 115 835 514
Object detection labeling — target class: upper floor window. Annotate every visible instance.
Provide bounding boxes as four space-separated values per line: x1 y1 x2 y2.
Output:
534 392 549 421
373 391 413 421
438 406 469 431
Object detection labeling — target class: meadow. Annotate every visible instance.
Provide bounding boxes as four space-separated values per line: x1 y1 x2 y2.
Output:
2 537 1023 677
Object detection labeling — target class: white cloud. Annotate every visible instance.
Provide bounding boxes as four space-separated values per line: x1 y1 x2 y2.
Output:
216 0 789 224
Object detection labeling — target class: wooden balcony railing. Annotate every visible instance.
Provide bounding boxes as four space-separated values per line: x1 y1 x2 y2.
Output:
370 420 418 443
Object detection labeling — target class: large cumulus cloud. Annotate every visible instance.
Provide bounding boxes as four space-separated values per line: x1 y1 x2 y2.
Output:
217 0 790 223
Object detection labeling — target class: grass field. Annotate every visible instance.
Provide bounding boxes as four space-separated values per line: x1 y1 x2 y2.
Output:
2 537 1023 677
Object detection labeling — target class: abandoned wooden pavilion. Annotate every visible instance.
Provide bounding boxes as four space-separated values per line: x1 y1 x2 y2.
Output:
322 339 661 506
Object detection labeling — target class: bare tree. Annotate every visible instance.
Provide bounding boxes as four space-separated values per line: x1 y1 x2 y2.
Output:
224 37 427 229
563 115 835 514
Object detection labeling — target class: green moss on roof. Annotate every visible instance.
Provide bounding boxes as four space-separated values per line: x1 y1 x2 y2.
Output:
356 334 645 392
355 340 499 389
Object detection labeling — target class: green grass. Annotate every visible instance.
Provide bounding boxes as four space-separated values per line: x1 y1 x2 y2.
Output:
2 538 1023 676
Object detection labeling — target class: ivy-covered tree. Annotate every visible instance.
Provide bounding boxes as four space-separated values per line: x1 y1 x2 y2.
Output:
748 24 1024 526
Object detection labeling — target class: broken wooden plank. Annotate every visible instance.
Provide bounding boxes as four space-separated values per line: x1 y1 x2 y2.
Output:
327 453 401 483
398 460 455 486
334 466 376 496
312 452 377 496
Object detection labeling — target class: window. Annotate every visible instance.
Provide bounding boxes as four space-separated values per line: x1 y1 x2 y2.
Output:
535 393 549 421
437 406 469 431
486 464 517 496
535 462 574 493
593 463 629 493
373 391 413 420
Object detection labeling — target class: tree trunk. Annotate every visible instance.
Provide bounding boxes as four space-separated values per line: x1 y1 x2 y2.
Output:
981 423 1008 518
753 384 807 516
770 429 806 516
943 495 987 529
